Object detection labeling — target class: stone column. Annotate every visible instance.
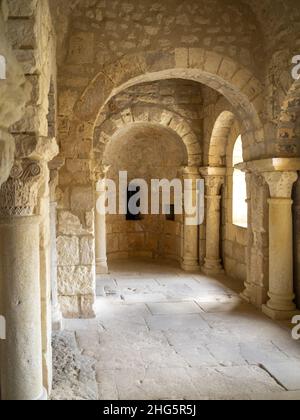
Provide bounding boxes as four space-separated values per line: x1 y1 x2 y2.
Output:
95 179 108 274
0 161 46 400
200 167 225 275
262 171 299 320
181 167 200 272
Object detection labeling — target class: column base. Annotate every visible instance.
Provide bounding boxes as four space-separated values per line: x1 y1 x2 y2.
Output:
96 259 108 275
240 290 251 303
262 304 300 321
240 282 253 303
202 259 224 276
181 261 200 272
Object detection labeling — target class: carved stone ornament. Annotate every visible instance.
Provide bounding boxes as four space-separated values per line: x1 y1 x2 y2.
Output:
204 175 225 196
0 160 42 217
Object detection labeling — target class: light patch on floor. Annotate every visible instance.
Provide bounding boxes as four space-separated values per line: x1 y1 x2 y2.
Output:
62 259 300 400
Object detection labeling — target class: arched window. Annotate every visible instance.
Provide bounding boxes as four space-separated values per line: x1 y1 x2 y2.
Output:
232 135 248 228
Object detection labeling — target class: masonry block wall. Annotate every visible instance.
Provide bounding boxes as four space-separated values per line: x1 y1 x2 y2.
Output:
2 0 58 394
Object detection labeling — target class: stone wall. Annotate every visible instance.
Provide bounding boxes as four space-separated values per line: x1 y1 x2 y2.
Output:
56 208 96 319
107 215 182 263
0 0 30 187
4 0 58 393
222 220 248 283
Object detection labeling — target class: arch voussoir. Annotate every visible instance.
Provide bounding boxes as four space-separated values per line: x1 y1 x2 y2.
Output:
94 104 202 168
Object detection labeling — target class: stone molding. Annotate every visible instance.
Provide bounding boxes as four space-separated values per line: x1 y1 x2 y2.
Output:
235 158 300 174
181 166 200 178
0 160 42 217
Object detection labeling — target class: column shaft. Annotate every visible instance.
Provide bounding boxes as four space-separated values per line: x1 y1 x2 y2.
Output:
263 198 296 318
0 216 45 400
203 194 223 274
95 181 108 275
182 224 199 271
181 167 200 272
200 168 225 275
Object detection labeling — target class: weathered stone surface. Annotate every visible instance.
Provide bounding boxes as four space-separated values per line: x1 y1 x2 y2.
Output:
56 236 80 266
58 211 91 236
70 187 93 211
6 0 38 17
0 8 30 187
0 160 43 217
57 265 95 296
51 331 98 400
0 129 15 187
80 237 95 265
58 296 80 319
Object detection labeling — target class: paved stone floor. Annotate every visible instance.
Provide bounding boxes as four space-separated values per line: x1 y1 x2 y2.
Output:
62 259 300 400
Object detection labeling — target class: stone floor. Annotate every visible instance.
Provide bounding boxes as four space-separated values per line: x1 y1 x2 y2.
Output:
59 259 300 400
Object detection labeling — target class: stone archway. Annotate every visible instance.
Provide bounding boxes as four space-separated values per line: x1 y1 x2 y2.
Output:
96 121 190 268
93 104 201 169
201 110 240 277
57 50 265 319
208 110 236 167
72 49 264 160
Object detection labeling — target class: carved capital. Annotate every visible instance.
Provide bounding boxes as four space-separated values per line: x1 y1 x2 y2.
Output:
199 167 226 196
204 175 225 196
262 171 298 198
0 160 42 217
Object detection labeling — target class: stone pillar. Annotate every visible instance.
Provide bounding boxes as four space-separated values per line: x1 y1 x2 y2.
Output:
200 167 225 275
95 179 108 275
181 167 200 272
241 172 269 306
0 161 46 400
262 171 299 320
